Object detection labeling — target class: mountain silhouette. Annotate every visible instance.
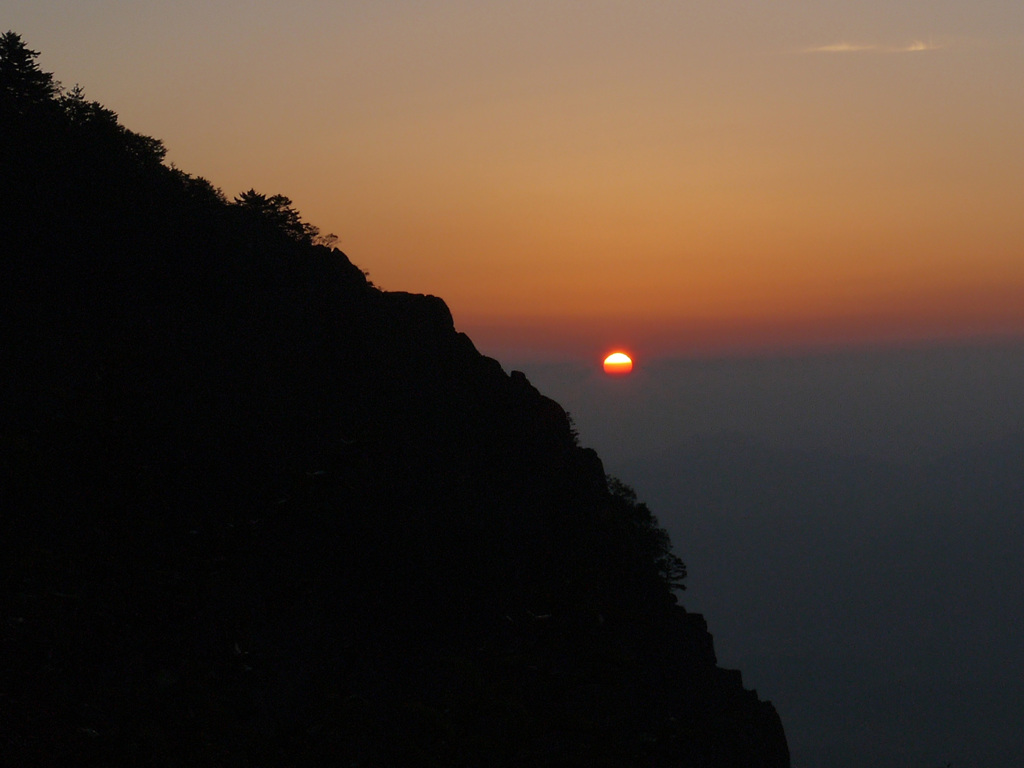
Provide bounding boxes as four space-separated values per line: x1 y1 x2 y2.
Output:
1 33 788 767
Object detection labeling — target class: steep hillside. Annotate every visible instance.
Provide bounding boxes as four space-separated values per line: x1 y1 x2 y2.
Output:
1 33 788 766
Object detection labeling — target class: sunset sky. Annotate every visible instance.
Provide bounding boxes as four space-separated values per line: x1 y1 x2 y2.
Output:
8 6 1024 765
8 0 1024 360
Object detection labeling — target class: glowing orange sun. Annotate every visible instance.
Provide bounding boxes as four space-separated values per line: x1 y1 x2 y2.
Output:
603 352 633 375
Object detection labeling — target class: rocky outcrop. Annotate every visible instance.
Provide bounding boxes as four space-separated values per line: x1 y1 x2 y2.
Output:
0 34 789 767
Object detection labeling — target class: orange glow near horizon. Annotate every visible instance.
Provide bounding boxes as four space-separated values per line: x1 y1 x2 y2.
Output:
14 3 1024 360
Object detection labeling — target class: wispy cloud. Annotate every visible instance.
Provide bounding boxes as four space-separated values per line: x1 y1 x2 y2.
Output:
804 39 943 54
805 42 877 53
897 40 942 52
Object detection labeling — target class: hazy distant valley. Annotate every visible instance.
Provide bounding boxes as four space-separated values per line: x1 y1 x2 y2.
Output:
518 343 1024 767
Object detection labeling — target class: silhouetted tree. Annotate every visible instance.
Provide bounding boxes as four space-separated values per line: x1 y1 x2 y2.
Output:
59 83 107 125
57 82 167 166
0 31 59 116
608 476 688 592
233 188 321 244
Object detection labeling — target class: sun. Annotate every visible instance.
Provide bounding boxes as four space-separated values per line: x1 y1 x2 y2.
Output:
603 352 633 375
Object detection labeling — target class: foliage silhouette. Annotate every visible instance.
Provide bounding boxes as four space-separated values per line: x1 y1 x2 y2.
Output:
0 33 788 767
232 188 323 245
0 31 60 114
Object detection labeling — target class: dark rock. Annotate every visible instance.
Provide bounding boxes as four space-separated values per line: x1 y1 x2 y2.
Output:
0 33 788 768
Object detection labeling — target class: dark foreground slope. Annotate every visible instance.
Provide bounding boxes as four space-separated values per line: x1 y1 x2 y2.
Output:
0 34 788 767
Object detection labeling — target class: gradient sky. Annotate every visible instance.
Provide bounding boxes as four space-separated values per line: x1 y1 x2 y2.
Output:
7 0 1024 360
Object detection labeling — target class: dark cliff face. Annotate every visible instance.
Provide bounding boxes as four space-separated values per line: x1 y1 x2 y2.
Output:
1 34 788 767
